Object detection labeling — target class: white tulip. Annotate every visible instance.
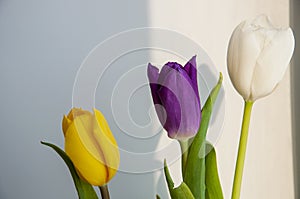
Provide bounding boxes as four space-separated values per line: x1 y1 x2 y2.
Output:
227 15 295 101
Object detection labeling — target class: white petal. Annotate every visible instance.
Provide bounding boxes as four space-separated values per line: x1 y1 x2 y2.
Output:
251 28 295 100
227 20 261 100
251 15 274 30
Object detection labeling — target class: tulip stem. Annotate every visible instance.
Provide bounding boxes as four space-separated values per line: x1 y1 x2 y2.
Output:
99 185 110 199
179 140 189 177
231 101 254 199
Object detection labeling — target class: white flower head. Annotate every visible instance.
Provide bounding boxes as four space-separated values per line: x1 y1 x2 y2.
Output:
227 15 295 101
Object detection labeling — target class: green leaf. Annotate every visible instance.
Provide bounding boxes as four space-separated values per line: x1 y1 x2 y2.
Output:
205 144 223 199
41 141 98 199
164 160 195 199
184 73 223 199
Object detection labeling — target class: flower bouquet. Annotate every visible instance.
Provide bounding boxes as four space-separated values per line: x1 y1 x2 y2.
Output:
42 15 295 199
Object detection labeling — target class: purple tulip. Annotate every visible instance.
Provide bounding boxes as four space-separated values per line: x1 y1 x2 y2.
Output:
147 56 201 140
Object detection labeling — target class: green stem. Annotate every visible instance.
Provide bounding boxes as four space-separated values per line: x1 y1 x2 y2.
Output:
99 185 110 199
231 101 254 199
179 140 189 177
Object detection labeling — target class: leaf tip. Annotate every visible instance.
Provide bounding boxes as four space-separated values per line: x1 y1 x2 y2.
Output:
163 159 167 168
218 72 223 83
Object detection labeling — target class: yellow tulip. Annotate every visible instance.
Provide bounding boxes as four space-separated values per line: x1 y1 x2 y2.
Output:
62 108 120 186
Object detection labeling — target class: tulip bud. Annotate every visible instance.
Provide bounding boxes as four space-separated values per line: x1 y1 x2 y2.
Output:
227 15 295 101
62 108 120 186
147 56 201 140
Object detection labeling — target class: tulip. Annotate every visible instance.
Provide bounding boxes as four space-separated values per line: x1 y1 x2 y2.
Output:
227 15 295 199
147 56 201 140
62 108 120 186
227 15 295 101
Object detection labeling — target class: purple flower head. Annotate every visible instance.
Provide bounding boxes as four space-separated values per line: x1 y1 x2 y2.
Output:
147 56 201 140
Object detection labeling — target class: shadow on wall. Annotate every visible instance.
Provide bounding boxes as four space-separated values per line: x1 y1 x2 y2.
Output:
290 0 300 198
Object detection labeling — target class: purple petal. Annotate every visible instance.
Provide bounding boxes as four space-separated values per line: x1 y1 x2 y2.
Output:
158 62 192 87
184 55 199 99
147 63 161 105
157 86 181 138
157 66 201 139
165 61 184 71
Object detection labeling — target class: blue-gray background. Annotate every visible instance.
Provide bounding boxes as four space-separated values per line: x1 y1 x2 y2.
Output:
0 0 157 198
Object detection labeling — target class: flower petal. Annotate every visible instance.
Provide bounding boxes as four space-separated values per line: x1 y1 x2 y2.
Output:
227 20 261 100
93 109 120 181
158 62 194 90
251 27 295 100
64 114 107 185
62 115 72 136
157 67 201 139
147 63 161 105
227 15 295 101
157 86 181 138
184 55 200 100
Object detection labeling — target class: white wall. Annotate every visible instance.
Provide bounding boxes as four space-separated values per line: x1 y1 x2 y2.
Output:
149 0 295 198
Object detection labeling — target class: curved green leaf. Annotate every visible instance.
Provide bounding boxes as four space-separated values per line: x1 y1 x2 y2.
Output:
164 160 195 199
184 73 223 199
205 144 223 199
41 141 98 199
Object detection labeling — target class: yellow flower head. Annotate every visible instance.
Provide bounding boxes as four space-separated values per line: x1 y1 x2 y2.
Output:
62 108 120 186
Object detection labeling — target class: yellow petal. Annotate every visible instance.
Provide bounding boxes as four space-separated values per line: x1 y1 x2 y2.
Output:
93 109 120 181
62 115 72 136
65 116 108 186
67 108 91 121
63 107 120 185
72 112 105 163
